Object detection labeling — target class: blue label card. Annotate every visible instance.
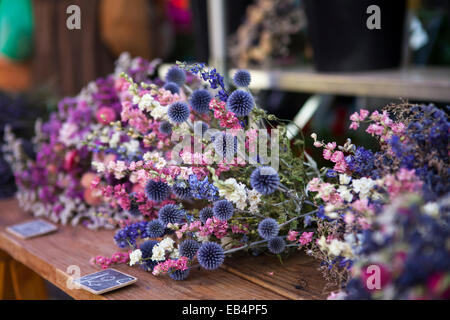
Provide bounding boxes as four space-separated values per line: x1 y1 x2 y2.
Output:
6 219 58 239
73 269 138 295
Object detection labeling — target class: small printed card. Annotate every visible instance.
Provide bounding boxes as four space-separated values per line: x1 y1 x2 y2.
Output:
6 219 58 239
73 269 138 295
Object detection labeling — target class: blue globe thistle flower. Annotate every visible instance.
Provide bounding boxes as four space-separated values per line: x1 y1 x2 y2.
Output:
140 240 159 271
145 180 170 202
257 218 279 240
158 204 184 226
199 207 214 223
168 101 190 123
172 180 192 200
146 220 165 238
190 89 212 114
197 242 225 270
169 268 190 281
140 240 158 259
233 70 251 87
250 166 280 195
163 82 180 94
226 89 254 117
213 132 237 158
194 121 209 136
213 200 234 221
268 236 286 254
159 121 172 135
165 66 186 86
179 239 200 259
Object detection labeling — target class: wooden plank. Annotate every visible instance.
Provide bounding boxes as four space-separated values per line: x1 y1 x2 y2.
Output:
0 199 287 300
0 250 16 299
223 253 336 300
9 260 48 300
230 66 450 102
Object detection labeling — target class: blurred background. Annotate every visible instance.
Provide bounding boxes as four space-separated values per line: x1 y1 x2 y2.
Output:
0 0 449 299
0 0 449 187
2 0 448 183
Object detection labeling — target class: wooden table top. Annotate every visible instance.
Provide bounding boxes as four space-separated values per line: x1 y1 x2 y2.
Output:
0 198 332 300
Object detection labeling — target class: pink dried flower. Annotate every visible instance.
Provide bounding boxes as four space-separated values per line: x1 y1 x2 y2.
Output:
287 230 299 241
299 232 314 245
350 112 360 122
370 110 381 121
314 141 324 147
391 122 405 134
359 109 369 120
330 151 344 163
326 142 337 150
157 88 182 106
231 224 249 234
323 149 332 160
352 198 370 213
209 98 241 129
92 252 129 269
349 122 359 130
307 178 321 192
366 124 384 136
333 161 348 173
152 257 189 276
96 107 116 125
199 217 229 239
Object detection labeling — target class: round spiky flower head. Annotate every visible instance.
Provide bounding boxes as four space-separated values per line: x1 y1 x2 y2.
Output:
179 239 200 259
159 121 173 135
233 69 251 87
227 89 254 117
165 66 186 86
213 132 237 158
250 166 280 195
145 180 170 202
140 240 158 258
168 101 190 123
268 236 286 254
158 204 184 226
197 242 225 270
258 218 279 240
213 200 234 221
199 207 214 223
140 240 159 271
190 89 212 114
172 180 192 200
163 81 180 94
169 268 190 281
146 220 165 238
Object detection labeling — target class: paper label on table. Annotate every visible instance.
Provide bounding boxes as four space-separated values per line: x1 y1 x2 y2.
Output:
73 269 137 295
6 219 58 239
